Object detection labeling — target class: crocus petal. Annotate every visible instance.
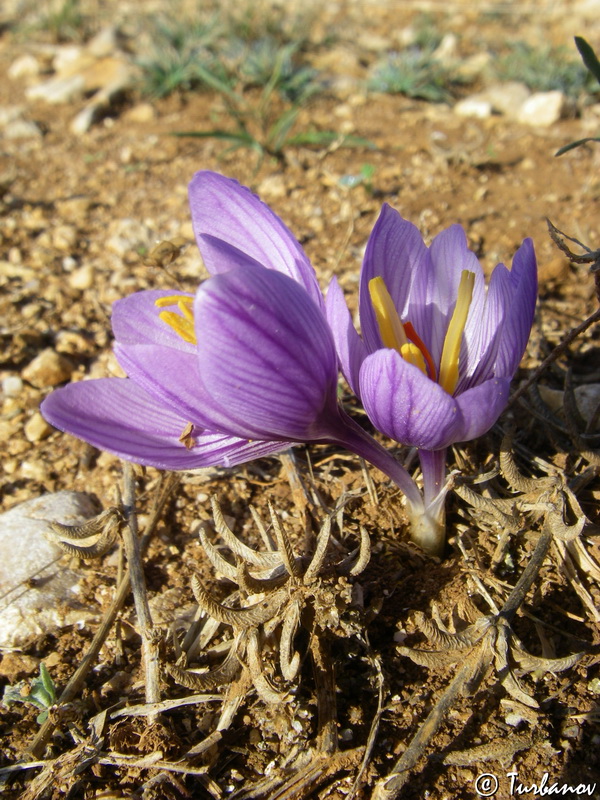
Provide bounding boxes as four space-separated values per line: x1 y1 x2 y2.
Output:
493 238 537 377
359 204 429 352
192 263 339 442
112 290 196 353
453 377 510 442
188 171 323 309
456 262 512 391
41 379 291 469
359 349 462 450
325 276 366 396
412 224 485 366
113 342 214 429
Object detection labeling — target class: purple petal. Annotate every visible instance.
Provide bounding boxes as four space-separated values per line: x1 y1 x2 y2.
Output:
411 225 485 367
41 378 291 469
453 377 510 441
325 276 366 396
113 342 214 428
112 289 196 353
188 171 323 309
192 263 339 441
359 349 462 450
493 238 537 376
456 263 512 391
358 205 428 352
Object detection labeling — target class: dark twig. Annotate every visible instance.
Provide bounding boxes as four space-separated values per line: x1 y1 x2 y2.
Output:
508 307 600 408
121 462 161 711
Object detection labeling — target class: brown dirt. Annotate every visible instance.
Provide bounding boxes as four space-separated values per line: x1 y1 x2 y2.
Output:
1 2 600 799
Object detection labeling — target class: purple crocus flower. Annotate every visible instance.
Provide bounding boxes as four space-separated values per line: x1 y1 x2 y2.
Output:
41 172 424 516
326 204 537 553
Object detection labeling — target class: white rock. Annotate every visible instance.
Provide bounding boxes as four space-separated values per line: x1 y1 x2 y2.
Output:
87 26 120 57
24 411 52 443
52 45 83 75
26 73 86 104
454 52 491 82
517 91 566 127
0 105 24 126
2 375 23 397
481 82 531 118
68 263 95 290
3 119 43 139
0 492 100 647
8 54 41 80
454 96 492 119
432 33 458 64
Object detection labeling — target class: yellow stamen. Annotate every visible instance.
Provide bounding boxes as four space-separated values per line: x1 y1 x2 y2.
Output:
438 270 475 395
401 342 427 374
369 277 409 353
155 295 197 344
155 294 193 308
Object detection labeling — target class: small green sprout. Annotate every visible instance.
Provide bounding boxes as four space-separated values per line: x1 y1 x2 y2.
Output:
556 37 600 155
338 163 376 193
2 663 57 725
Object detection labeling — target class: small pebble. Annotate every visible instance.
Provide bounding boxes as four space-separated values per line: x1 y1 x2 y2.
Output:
24 411 53 443
22 348 75 388
2 375 23 398
68 263 95 290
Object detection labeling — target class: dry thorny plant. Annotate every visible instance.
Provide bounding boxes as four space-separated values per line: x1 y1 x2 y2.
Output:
19 478 375 799
371 429 598 800
164 496 374 798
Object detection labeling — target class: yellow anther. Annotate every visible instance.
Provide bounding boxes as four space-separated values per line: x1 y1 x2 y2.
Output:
155 294 193 308
369 277 409 353
155 295 197 345
438 270 475 395
400 342 427 375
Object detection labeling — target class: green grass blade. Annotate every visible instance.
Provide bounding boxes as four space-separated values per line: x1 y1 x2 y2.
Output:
555 136 600 156
267 107 300 153
171 129 256 145
575 36 600 86
286 131 376 149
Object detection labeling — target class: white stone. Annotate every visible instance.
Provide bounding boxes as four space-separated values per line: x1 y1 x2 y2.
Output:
87 26 120 58
26 73 86 104
454 52 491 82
2 375 23 397
481 82 531 118
454 96 492 119
0 492 100 647
517 91 566 127
432 33 458 64
24 411 52 443
51 45 83 75
3 119 43 139
0 105 24 126
8 54 41 80
68 263 95 290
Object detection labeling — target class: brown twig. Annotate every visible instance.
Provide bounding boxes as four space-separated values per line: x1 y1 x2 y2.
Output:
27 471 179 758
121 462 161 711
507 307 600 408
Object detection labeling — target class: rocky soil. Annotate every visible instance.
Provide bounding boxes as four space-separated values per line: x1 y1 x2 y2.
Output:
1 1 600 798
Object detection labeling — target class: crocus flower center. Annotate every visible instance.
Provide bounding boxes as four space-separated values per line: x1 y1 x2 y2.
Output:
154 295 197 344
368 270 475 395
